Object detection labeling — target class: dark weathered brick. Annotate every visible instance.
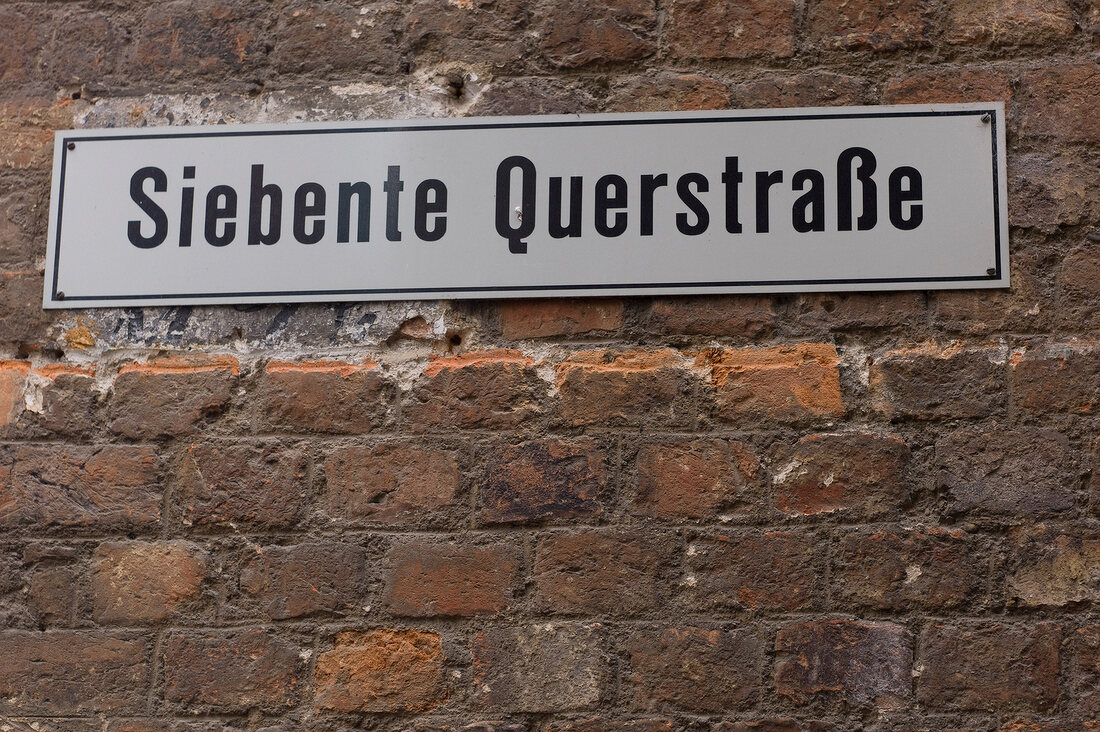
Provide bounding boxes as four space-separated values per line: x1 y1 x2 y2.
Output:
1020 64 1100 143
641 296 775 338
540 0 655 68
163 630 301 710
688 531 817 611
92 541 208 624
935 427 1076 519
1070 625 1100 716
480 439 604 524
472 624 608 712
771 433 910 518
0 631 149 714
556 349 701 428
1006 525 1100 607
918 623 1060 711
626 626 763 713
945 0 1074 46
729 72 870 109
808 0 931 50
131 0 267 82
176 442 310 531
324 442 462 525
871 345 1005 420
1010 154 1100 232
667 0 795 59
608 73 731 112
273 1 404 75
534 530 671 615
240 542 371 619
633 438 761 521
407 0 531 68
383 541 520 617
1011 346 1100 415
404 351 544 431
109 356 237 439
314 629 446 713
834 528 984 611
0 445 160 532
775 620 911 709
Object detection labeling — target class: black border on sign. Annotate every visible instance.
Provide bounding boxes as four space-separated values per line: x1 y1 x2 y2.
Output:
50 108 1003 303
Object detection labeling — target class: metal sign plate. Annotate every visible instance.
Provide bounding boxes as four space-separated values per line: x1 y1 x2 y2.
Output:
44 103 1008 308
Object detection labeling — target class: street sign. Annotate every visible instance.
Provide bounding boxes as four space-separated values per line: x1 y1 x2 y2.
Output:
44 103 1008 308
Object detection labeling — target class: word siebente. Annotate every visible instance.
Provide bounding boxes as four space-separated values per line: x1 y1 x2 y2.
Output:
127 147 924 252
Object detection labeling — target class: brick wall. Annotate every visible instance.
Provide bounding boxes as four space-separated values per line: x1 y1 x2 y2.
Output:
1 0 1099 729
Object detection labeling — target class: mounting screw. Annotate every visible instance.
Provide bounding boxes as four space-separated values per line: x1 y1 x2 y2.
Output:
981 113 991 124
986 268 997 276
66 141 75 150
56 291 65 300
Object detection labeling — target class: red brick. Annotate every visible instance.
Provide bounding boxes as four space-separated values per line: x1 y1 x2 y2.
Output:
626 626 762 713
323 442 461 525
557 349 702 428
407 0 531 68
314 629 446 713
240 542 371 619
633 438 761 521
884 67 1013 108
404 350 544 431
870 344 1005 419
0 101 73 173
273 1 403 75
163 630 300 710
771 433 910 518
642 296 775 338
480 439 604 524
688 531 817 611
918 623 1060 711
109 356 237 439
1007 525 1100 607
1070 625 1100 716
534 530 671 615
834 528 983 611
499 299 624 339
176 441 310 531
258 360 385 434
729 72 870 109
935 427 1076 519
540 0 655 68
715 723 835 732
1011 345 1100 415
775 620 911 709
607 73 731 112
0 445 160 532
945 0 1075 45
704 344 844 424
131 0 267 82
0 631 149 714
383 541 520 617
1020 64 1100 143
92 541 207 624
808 0 931 50
667 0 794 59
0 359 28 427
472 624 608 712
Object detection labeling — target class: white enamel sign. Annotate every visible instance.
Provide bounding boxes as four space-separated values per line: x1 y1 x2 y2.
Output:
44 103 1008 308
